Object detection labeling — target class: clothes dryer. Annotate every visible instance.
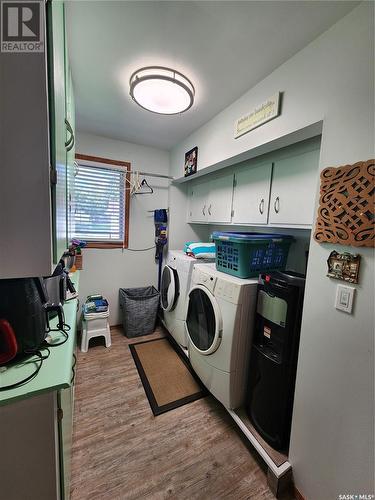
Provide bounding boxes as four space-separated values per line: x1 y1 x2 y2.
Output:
186 263 257 409
160 250 214 349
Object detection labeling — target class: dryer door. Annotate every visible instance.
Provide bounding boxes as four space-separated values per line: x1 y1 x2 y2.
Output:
160 265 179 312
186 285 223 355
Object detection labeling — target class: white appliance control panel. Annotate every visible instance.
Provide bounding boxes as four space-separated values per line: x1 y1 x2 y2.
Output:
215 279 241 304
192 267 217 293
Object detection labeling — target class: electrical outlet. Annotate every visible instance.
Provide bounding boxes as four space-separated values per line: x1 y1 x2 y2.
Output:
335 284 355 314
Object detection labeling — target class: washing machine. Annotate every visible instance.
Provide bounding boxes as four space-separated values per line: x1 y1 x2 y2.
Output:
160 250 214 350
185 263 258 409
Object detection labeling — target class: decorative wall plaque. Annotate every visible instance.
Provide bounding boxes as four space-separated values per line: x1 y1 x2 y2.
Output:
327 250 361 284
184 146 198 177
314 159 374 247
234 92 280 139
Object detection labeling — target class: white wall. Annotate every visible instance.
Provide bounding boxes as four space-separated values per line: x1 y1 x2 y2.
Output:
169 3 374 498
168 183 210 248
76 132 170 325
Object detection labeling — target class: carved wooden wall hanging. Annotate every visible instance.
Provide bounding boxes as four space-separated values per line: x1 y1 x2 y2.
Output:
314 159 374 247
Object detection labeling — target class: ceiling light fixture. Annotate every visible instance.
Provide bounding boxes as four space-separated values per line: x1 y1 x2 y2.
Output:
129 66 195 115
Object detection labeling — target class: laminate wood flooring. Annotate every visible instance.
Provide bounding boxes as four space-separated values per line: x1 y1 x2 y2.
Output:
70 326 280 500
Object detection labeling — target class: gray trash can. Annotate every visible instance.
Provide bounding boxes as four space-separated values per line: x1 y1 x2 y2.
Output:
119 286 160 338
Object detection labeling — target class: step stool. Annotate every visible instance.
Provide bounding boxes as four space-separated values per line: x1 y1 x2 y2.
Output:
81 311 111 352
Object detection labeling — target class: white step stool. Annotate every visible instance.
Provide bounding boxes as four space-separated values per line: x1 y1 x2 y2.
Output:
81 310 111 352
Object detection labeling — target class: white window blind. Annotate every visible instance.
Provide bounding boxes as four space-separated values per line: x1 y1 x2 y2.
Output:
73 163 126 242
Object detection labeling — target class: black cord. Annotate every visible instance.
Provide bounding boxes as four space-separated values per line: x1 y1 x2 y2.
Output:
0 348 50 392
0 321 72 391
125 246 156 252
45 323 70 347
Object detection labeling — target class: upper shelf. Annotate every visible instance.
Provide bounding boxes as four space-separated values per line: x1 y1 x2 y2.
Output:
172 121 323 184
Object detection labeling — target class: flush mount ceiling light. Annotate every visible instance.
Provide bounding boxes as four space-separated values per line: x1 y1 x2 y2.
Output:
129 66 195 115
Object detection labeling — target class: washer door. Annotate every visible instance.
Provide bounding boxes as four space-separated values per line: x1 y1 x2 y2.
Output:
186 285 223 355
160 265 179 312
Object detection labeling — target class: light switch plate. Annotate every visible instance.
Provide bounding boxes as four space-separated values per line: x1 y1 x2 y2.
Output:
335 284 355 313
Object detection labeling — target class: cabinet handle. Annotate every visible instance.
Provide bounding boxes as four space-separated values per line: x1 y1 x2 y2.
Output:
71 353 77 384
259 198 264 215
208 204 212 216
64 119 73 147
67 133 75 152
202 205 206 216
274 196 280 214
65 119 75 152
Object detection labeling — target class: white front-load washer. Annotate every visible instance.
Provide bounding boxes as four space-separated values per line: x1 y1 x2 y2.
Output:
185 263 257 409
160 250 214 350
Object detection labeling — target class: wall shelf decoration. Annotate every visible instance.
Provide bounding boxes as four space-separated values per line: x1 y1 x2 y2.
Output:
314 159 374 247
184 146 198 177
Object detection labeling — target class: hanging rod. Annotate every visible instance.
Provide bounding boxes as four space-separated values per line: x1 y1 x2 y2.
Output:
73 160 174 180
130 170 174 180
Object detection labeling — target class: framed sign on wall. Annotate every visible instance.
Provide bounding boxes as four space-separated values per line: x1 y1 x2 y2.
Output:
234 92 281 139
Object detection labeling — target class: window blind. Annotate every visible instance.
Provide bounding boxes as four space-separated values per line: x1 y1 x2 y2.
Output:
74 164 126 242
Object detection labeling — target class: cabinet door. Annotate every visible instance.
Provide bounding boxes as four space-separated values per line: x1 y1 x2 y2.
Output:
207 174 234 223
65 69 75 243
232 162 272 224
48 0 68 263
58 385 73 500
0 392 60 499
269 148 320 226
188 181 209 222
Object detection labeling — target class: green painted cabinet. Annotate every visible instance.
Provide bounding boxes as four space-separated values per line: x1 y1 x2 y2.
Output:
58 383 74 499
0 0 75 278
187 174 234 223
66 69 76 243
48 0 68 263
0 274 79 499
48 0 75 262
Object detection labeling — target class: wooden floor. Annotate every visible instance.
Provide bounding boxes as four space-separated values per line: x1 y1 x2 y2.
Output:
70 326 283 500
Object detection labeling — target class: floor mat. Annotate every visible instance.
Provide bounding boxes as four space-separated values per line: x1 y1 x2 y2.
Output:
129 337 206 415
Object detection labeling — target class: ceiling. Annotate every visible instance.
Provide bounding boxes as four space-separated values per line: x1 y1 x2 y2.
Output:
65 1 358 151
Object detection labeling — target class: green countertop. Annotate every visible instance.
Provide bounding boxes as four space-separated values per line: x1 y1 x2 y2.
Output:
0 272 80 406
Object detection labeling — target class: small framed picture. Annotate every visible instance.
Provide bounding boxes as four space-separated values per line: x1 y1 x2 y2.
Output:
327 250 361 284
184 146 198 177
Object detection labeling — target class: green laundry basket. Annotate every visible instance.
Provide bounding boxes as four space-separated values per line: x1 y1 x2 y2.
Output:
212 232 294 278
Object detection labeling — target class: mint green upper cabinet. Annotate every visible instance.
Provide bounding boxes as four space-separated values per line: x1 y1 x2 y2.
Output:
48 0 68 263
0 0 70 278
66 73 76 243
232 162 272 225
269 148 320 226
207 174 234 223
65 69 76 242
188 174 234 224
188 180 210 222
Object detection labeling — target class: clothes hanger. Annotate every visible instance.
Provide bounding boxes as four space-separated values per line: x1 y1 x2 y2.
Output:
130 171 140 195
134 178 154 194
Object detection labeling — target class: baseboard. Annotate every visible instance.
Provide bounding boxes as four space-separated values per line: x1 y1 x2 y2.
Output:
294 486 306 500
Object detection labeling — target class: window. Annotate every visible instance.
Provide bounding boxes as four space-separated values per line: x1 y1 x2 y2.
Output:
74 154 130 248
